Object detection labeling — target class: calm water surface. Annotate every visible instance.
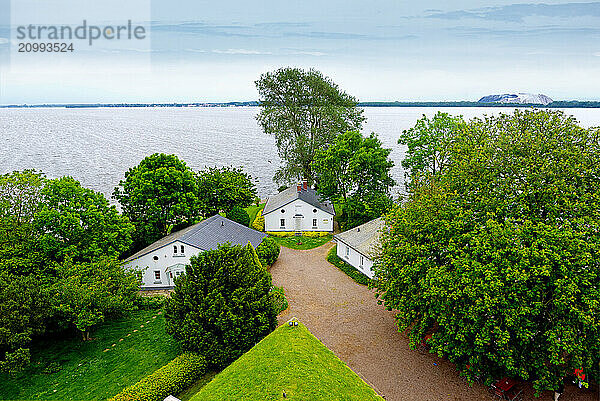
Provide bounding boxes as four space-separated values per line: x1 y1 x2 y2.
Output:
2 107 600 198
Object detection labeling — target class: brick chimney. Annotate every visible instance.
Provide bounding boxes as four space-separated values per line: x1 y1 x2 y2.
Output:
303 181 308 191
297 183 302 192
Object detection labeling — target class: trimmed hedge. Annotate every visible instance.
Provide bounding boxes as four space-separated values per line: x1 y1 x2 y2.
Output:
326 245 371 286
267 231 330 238
270 286 288 313
255 237 280 267
251 209 265 231
110 353 207 401
226 206 250 226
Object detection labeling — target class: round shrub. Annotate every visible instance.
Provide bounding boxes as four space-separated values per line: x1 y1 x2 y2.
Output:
226 206 250 226
255 237 280 267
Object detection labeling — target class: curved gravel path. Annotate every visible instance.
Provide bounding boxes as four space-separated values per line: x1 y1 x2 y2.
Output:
270 242 596 401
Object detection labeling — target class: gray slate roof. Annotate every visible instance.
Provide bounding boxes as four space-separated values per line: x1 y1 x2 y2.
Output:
263 186 335 215
124 215 267 262
333 217 385 258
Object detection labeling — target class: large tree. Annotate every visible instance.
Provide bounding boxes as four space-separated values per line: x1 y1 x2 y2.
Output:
375 110 600 394
36 177 134 263
255 67 365 185
398 112 465 188
164 243 277 368
312 130 395 229
113 153 200 250
196 166 257 216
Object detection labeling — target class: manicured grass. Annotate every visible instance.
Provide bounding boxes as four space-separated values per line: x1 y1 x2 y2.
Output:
191 322 383 401
245 203 265 225
177 371 219 401
270 234 332 250
327 245 372 286
0 308 179 401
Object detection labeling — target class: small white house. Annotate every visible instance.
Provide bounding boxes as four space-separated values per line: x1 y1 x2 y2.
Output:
123 215 267 289
263 181 335 232
333 217 384 279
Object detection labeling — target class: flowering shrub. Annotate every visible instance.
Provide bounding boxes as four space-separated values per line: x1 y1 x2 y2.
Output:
302 231 330 238
109 353 206 401
251 209 265 231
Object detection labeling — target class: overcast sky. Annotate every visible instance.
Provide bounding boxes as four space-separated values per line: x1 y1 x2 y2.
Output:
0 0 599 104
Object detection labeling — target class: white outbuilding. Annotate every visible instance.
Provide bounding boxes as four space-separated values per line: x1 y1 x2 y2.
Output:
123 215 267 289
333 217 384 279
263 181 335 233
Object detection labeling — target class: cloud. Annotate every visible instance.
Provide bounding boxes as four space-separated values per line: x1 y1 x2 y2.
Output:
212 48 272 55
0 37 8 45
425 2 600 23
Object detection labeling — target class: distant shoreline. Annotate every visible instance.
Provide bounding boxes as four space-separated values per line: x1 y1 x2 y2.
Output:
2 101 600 108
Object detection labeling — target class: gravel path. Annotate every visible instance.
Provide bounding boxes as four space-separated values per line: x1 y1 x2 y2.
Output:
270 243 596 401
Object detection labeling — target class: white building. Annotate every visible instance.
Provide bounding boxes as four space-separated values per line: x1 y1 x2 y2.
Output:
123 215 267 289
333 217 384 279
263 182 335 232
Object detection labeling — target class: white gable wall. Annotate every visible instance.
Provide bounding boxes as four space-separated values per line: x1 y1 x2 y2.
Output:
123 240 203 288
264 198 334 232
335 240 375 279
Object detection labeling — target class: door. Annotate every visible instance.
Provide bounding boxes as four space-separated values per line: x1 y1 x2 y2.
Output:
294 216 303 231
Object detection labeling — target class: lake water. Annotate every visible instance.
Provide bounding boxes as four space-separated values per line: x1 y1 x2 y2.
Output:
2 106 600 199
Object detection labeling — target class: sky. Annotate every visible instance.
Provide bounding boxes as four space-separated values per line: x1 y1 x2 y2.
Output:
0 0 599 104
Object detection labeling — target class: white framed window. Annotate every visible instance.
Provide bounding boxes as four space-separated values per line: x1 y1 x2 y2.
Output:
312 218 317 228
360 255 364 267
345 246 350 258
280 218 285 228
173 245 177 254
180 245 185 254
154 270 161 280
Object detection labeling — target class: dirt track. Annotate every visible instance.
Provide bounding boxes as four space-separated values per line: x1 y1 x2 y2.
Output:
270 243 596 401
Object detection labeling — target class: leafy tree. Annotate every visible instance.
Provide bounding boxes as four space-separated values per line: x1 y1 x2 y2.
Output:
375 110 600 394
0 170 45 224
398 112 465 188
0 272 52 373
197 167 256 216
256 67 365 185
53 258 140 341
312 130 395 229
165 244 277 368
225 206 250 227
36 177 134 263
114 153 200 250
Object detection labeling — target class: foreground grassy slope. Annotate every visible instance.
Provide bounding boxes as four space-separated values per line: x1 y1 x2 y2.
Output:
192 322 382 401
0 309 178 400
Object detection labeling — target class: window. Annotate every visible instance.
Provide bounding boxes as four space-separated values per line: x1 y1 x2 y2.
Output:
360 255 364 267
312 218 317 228
153 255 158 261
280 218 285 227
173 245 177 253
154 271 161 280
281 209 285 213
176 271 182 276
345 246 350 258
180 245 185 254
313 208 317 213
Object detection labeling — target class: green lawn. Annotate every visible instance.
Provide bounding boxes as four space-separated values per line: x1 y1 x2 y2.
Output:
191 322 383 401
270 234 332 250
245 203 265 225
0 308 179 401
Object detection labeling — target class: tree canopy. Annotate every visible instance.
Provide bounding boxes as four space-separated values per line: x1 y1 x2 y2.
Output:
375 110 600 394
255 67 365 185
196 166 257 216
113 153 200 250
164 243 277 368
312 130 395 229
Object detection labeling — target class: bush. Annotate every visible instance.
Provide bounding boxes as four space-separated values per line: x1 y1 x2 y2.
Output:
255 237 280 267
164 244 277 369
251 209 265 231
226 206 250 227
135 295 167 310
302 231 330 238
326 245 371 286
267 231 295 237
270 286 288 314
110 353 206 401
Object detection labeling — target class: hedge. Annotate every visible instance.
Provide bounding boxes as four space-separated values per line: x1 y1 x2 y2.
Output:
270 286 288 313
251 209 265 231
267 231 330 238
110 353 207 401
326 245 372 286
255 237 280 267
226 206 250 227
